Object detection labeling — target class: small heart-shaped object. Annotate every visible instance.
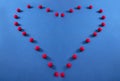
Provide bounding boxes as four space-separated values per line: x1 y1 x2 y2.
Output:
29 38 34 42
66 63 72 68
101 15 106 19
77 5 81 9
42 53 47 59
85 38 91 43
72 54 77 59
93 32 97 37
27 4 31 8
55 12 59 17
16 8 21 12
101 22 106 26
97 27 102 32
98 9 103 13
48 62 53 68
61 13 65 17
80 46 85 51
14 22 19 26
22 32 27 36
88 5 93 9
54 72 59 77
35 46 40 51
14 14 18 19
38 5 43 9
69 8 74 13
46 8 51 12
60 72 65 78
17 26 22 31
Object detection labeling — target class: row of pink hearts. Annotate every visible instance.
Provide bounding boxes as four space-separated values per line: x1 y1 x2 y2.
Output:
13 4 106 78
15 4 104 17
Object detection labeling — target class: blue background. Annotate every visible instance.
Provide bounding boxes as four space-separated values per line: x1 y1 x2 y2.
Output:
0 0 120 81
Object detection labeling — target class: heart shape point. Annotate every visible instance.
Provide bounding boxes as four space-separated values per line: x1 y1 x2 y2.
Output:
13 3 106 78
72 54 77 59
17 26 22 31
42 53 48 59
66 63 72 68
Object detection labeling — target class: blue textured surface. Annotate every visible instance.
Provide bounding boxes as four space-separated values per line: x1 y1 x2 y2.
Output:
0 0 120 81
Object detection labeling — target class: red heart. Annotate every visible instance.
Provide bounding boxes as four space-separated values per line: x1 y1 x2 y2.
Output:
13 4 106 78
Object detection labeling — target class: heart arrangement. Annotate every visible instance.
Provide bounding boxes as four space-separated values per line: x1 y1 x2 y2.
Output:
13 4 106 78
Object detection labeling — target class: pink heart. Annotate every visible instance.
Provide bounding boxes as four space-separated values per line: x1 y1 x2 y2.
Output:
13 4 106 78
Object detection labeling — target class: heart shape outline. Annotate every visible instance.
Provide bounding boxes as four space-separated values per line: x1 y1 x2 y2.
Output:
13 4 106 78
